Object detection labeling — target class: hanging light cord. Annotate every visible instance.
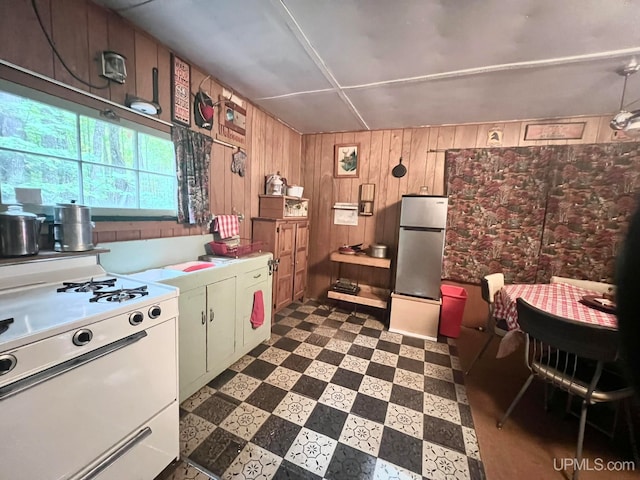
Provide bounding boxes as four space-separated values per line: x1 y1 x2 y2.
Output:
31 0 110 90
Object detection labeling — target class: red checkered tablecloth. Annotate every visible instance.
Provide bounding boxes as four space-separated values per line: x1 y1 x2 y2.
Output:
494 282 618 331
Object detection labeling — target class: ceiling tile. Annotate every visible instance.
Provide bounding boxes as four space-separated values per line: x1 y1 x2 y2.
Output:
104 0 332 98
256 91 365 134
346 58 640 130
284 0 640 86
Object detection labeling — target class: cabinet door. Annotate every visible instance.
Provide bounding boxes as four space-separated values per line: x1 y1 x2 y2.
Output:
178 287 207 394
275 222 295 311
206 277 237 376
293 221 309 301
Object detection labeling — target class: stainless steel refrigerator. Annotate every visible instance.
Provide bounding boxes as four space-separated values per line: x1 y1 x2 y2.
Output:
394 195 448 300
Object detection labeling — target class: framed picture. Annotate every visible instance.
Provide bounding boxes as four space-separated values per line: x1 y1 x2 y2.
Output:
524 122 585 141
171 54 191 127
334 143 359 178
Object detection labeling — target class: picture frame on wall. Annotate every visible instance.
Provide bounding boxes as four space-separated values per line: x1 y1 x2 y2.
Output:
171 54 191 127
334 143 359 178
524 122 585 141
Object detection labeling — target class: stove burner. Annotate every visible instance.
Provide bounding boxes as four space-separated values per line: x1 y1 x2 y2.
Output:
57 278 117 293
0 318 13 336
89 286 149 303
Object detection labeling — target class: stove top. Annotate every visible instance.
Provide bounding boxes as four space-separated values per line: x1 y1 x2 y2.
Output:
0 257 178 352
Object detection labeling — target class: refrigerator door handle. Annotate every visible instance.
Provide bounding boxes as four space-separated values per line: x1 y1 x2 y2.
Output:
401 226 444 232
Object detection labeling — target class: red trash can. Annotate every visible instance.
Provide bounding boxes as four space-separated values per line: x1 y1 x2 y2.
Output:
439 285 467 338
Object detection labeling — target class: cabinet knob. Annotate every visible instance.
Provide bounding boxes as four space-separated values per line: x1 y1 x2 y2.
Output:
201 311 206 325
210 308 214 322
253 273 262 279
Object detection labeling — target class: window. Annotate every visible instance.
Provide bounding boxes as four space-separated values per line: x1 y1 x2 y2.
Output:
0 79 177 217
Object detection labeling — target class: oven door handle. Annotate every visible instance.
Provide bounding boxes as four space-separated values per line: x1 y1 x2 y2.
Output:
74 426 152 480
0 330 147 402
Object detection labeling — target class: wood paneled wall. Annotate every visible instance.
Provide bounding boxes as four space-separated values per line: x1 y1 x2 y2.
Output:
302 116 627 327
0 0 301 244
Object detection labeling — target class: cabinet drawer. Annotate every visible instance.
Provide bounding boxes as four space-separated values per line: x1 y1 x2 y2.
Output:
244 266 269 287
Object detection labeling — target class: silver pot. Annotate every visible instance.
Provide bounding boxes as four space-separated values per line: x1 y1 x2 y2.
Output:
370 243 388 258
54 202 94 252
0 205 46 257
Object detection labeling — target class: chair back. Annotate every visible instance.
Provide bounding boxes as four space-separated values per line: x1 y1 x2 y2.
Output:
481 273 504 305
516 298 619 362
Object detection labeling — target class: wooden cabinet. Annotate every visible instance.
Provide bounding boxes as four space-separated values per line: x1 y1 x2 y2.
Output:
328 252 391 309
259 195 309 219
252 218 309 313
147 254 273 401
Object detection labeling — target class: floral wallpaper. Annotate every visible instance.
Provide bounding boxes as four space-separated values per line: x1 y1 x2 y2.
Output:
443 143 640 285
538 142 640 283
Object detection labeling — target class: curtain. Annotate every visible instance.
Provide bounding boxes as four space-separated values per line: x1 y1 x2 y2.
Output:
443 143 640 285
172 126 213 225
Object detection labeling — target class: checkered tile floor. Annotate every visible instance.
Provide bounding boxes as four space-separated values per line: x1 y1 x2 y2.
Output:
159 300 485 480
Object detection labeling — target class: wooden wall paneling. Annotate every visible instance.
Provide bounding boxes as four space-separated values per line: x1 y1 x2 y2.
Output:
0 0 54 77
273 119 284 178
374 130 392 248
243 104 254 237
453 125 479 149
210 143 226 218
407 127 430 195
382 129 403 248
133 31 157 106
304 135 320 298
399 129 412 197
156 45 171 123
87 2 110 96
310 133 336 299
264 117 275 177
434 126 455 194
223 145 233 214
567 116 599 145
501 122 522 147
51 0 89 91
280 122 291 183
106 12 135 104
289 132 302 186
474 123 491 148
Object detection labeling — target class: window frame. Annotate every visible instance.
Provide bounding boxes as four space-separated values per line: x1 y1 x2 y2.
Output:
0 76 178 219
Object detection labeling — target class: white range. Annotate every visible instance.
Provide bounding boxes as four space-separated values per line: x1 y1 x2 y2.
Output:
0 254 179 480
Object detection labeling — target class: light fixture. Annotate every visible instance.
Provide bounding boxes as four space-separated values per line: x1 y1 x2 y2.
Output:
610 58 640 132
125 68 162 116
100 51 127 84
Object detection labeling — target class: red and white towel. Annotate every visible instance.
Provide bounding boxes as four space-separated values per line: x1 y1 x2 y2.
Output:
250 290 265 329
213 215 239 239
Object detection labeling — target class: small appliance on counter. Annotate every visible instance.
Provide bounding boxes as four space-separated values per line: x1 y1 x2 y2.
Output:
0 205 46 257
265 172 286 195
53 201 95 252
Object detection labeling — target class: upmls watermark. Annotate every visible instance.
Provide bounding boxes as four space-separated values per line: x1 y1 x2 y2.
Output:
554 458 636 473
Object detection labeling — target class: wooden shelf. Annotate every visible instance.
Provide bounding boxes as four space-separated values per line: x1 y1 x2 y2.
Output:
328 284 390 309
330 251 391 269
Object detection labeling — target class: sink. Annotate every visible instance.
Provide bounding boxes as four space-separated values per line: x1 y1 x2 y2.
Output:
163 261 216 272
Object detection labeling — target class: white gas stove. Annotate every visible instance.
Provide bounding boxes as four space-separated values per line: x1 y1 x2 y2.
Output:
0 255 179 480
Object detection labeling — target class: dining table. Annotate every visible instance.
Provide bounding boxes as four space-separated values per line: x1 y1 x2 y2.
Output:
492 281 617 357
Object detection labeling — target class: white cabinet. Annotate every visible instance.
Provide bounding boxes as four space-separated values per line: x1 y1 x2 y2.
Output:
178 286 207 389
206 277 237 373
139 253 273 401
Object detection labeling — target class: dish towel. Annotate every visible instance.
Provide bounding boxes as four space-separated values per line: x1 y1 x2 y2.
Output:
250 290 265 329
214 215 239 239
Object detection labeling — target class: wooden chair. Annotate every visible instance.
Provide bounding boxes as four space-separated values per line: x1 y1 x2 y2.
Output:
497 298 637 480
465 273 508 375
550 276 614 296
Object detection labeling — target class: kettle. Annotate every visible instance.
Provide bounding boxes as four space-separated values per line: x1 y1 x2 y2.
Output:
0 205 46 257
265 172 286 196
54 201 95 252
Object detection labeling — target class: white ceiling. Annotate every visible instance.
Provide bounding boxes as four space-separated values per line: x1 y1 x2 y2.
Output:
93 0 640 134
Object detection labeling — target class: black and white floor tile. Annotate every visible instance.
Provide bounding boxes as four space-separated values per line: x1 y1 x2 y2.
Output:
158 300 485 480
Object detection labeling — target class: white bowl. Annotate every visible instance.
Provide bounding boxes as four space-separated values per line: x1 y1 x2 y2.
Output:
287 185 304 197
